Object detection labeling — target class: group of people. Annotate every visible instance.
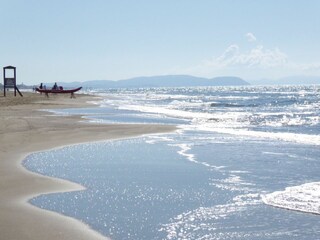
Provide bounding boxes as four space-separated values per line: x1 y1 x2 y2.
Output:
38 82 63 90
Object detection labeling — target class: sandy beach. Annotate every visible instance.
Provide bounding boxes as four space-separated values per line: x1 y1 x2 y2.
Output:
0 91 176 240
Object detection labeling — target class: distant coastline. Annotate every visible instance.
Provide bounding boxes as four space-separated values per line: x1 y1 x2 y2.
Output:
4 74 320 90
39 75 249 89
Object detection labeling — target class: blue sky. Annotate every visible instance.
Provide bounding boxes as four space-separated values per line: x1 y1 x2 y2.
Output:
1 0 320 84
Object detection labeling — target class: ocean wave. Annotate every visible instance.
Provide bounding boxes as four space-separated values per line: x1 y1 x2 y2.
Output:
210 102 254 108
195 125 320 146
261 182 320 215
93 86 320 146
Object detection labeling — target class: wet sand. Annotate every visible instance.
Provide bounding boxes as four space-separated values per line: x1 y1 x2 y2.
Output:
0 91 176 240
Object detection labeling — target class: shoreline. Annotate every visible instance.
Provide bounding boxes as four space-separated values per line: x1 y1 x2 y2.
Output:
0 92 176 240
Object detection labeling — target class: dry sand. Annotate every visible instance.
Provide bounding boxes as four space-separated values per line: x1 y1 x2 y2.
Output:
0 91 176 240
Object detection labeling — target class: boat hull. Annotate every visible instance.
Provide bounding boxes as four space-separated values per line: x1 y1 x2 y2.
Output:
36 87 82 94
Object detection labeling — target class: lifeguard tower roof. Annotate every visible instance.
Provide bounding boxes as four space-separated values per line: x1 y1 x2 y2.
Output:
4 66 16 69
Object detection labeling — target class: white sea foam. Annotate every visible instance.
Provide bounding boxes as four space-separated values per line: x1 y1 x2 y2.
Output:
262 151 299 159
118 104 250 128
196 125 320 146
211 174 256 192
112 99 320 146
262 182 320 215
173 143 225 170
89 86 320 147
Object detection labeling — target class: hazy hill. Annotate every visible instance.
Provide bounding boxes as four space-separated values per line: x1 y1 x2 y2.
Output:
49 75 249 89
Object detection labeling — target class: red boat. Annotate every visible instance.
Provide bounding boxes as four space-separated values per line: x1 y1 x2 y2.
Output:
36 87 82 98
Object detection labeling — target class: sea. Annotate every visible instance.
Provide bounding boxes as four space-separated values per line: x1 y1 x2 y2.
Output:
24 85 320 240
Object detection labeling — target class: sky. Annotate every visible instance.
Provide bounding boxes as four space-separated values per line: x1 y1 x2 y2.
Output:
1 0 320 85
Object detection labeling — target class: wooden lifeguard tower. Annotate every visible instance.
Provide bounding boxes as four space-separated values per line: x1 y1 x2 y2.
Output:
3 65 23 97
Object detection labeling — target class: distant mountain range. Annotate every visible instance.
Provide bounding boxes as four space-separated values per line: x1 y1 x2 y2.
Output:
43 75 249 89
2 75 319 89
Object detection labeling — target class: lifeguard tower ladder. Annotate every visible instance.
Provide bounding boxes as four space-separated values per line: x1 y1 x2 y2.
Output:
3 65 23 97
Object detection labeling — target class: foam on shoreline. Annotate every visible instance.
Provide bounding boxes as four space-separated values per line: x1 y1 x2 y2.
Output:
262 182 320 215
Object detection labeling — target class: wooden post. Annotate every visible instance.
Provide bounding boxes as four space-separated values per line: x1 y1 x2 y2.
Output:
3 67 5 97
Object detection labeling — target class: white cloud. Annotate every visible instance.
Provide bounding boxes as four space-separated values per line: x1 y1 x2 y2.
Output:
174 38 320 79
216 44 240 63
245 32 257 42
207 45 288 69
